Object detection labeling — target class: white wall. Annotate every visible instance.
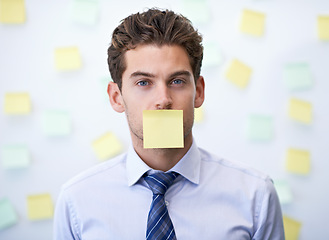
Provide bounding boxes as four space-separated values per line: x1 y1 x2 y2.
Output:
1 0 328 239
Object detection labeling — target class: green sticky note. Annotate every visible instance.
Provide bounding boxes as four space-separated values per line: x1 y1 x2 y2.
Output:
274 180 293 205
182 0 210 24
0 198 18 230
42 110 71 136
100 76 111 101
247 114 273 141
203 42 223 67
143 110 184 149
70 0 99 25
1 145 30 169
284 63 312 91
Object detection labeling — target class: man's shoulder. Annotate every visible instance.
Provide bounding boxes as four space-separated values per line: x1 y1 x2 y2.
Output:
198 147 270 182
61 152 127 191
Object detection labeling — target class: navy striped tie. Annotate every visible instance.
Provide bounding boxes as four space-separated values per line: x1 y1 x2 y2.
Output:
144 172 178 240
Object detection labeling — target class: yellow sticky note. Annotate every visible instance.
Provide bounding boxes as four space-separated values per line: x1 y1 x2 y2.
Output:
4 92 31 114
194 107 204 123
27 194 53 220
288 98 312 124
283 215 302 240
317 15 329 40
54 47 82 71
225 59 252 88
92 132 123 160
286 148 310 175
143 110 184 149
240 9 266 36
0 0 26 24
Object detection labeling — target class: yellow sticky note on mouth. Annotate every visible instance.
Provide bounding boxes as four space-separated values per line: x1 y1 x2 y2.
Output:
143 110 184 149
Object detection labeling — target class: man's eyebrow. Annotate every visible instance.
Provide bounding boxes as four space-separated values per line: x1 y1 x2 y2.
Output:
169 71 192 78
130 71 155 78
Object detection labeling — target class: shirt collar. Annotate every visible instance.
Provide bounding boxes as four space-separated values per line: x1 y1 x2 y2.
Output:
126 139 201 186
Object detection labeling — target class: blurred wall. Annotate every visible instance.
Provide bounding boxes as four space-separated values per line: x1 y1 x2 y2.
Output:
1 0 329 239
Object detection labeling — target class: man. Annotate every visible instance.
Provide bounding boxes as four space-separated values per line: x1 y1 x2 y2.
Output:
54 8 285 239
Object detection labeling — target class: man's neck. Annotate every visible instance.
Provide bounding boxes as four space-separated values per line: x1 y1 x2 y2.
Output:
132 133 193 172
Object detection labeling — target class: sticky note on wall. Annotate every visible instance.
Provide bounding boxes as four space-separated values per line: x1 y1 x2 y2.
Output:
283 63 312 91
4 92 31 114
274 180 293 205
143 110 184 149
54 47 81 71
203 42 223 67
27 193 53 220
182 0 210 24
92 132 123 160
41 110 71 136
286 148 310 175
288 98 312 124
240 9 266 36
70 0 100 25
1 145 30 169
0 198 18 230
247 114 273 141
283 215 302 240
194 107 204 123
225 59 252 88
317 15 329 40
0 0 26 24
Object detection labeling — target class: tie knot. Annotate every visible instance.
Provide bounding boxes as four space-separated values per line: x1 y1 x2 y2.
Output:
144 172 178 195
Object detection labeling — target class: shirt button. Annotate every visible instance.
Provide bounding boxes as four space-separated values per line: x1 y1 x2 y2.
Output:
165 200 169 206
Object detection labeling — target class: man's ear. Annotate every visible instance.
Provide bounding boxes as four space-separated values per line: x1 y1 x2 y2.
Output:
107 81 125 113
194 76 205 108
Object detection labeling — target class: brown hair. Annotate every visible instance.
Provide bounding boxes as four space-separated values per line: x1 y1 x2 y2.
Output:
107 8 203 90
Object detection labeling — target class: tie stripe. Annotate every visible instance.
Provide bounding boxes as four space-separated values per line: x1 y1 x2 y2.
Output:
144 172 178 240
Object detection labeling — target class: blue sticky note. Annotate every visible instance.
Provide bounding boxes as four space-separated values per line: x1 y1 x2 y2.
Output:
0 198 18 230
1 145 30 169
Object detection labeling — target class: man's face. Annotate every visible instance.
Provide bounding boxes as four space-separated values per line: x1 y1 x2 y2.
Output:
110 44 204 145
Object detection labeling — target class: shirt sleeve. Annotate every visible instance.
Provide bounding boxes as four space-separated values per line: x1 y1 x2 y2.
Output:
252 177 285 240
53 188 81 240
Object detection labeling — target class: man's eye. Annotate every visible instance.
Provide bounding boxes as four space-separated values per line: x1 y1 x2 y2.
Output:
137 81 149 86
172 79 183 85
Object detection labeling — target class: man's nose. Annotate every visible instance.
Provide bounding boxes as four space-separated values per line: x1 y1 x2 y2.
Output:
155 84 173 109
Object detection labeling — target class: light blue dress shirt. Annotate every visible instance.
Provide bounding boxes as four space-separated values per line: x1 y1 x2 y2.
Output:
54 141 285 239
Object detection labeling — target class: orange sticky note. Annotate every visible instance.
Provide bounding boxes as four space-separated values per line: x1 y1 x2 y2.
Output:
54 47 82 71
92 132 123 160
286 148 310 175
283 215 302 240
27 194 53 220
143 110 184 149
225 59 252 88
288 98 312 124
240 9 266 36
4 92 31 114
317 15 329 40
0 0 26 24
